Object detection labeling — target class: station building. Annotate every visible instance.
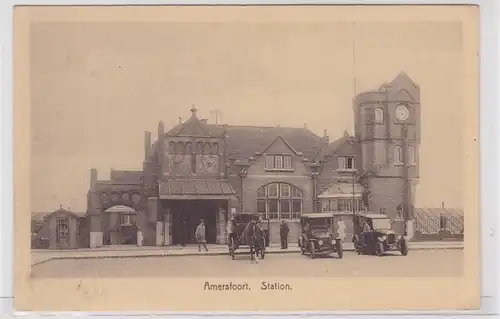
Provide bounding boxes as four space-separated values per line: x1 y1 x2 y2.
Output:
85 72 421 248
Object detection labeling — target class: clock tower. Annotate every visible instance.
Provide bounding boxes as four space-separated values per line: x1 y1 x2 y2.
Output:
353 72 421 221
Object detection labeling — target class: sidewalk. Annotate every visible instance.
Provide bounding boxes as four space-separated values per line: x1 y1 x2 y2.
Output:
31 241 463 266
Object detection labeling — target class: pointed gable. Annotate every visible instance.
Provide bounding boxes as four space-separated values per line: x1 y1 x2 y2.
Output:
390 71 419 89
259 135 301 155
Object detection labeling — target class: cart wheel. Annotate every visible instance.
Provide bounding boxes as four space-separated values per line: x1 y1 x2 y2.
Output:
336 240 343 259
399 238 409 256
376 242 384 256
309 242 316 259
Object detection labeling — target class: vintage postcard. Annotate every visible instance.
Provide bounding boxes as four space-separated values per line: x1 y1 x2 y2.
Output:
14 5 480 312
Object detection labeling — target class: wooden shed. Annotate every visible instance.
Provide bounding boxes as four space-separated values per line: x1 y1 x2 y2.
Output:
38 207 86 249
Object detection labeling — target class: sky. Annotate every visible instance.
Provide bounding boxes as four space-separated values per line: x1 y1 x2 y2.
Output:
29 14 467 212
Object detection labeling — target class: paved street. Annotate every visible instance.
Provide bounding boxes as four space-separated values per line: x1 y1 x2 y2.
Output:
31 249 463 278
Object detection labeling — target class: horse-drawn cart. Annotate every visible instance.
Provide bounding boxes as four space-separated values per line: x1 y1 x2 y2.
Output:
228 212 269 261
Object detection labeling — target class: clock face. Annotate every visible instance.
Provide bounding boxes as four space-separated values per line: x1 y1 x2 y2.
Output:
198 156 218 173
396 105 410 121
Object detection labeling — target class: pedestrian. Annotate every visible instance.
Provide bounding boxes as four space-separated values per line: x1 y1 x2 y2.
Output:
180 220 188 246
195 219 208 252
280 220 290 249
227 216 237 246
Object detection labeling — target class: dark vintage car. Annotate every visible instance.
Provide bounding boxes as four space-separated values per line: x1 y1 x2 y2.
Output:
352 212 409 256
298 213 343 259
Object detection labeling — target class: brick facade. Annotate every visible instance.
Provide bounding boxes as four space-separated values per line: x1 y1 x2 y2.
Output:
78 72 420 248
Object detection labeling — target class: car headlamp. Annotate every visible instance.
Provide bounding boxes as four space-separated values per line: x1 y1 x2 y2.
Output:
318 240 323 245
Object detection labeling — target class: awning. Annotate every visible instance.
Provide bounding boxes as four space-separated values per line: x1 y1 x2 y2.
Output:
159 179 236 200
318 182 363 199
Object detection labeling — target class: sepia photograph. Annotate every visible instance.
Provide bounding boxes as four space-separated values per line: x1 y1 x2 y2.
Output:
14 5 480 312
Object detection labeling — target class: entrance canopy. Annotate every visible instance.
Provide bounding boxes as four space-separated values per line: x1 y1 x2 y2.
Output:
159 179 236 200
318 182 363 199
104 205 136 213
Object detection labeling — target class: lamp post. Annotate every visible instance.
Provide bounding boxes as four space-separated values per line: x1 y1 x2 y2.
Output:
402 124 412 236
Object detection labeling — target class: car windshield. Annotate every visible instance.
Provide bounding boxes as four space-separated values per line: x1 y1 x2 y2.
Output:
371 218 391 230
308 218 331 228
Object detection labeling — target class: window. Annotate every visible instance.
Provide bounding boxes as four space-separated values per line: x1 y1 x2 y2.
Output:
176 142 185 155
374 107 384 123
284 155 292 169
268 183 279 197
275 156 284 169
185 142 192 154
322 199 338 212
408 146 416 165
265 155 274 169
196 142 204 154
265 155 293 170
268 200 279 220
337 199 363 212
121 214 137 226
338 156 355 170
212 143 220 155
394 146 403 164
280 184 290 198
256 183 303 220
280 200 291 219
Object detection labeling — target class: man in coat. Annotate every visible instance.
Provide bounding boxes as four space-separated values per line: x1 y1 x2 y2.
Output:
195 219 208 252
180 220 188 246
280 220 290 249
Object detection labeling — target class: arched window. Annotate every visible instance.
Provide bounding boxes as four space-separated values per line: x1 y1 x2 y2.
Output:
168 142 175 154
374 107 384 123
256 183 303 220
176 142 185 155
185 142 192 154
394 145 403 164
212 142 219 155
204 142 212 155
196 142 204 154
408 145 416 165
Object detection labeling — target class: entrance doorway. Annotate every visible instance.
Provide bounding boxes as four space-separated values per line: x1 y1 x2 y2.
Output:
56 217 70 249
169 200 219 244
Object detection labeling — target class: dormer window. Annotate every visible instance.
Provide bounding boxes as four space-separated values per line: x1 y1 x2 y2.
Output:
337 156 355 171
265 154 293 171
374 107 384 123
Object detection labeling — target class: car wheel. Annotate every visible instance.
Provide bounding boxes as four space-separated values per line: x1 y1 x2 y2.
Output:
376 242 384 256
336 240 343 259
309 242 316 259
399 238 409 256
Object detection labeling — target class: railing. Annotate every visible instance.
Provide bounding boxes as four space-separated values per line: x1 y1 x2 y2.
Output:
414 209 440 234
414 208 464 235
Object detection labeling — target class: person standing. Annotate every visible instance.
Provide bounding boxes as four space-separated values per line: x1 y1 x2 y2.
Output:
195 219 208 252
227 217 237 246
180 220 188 246
280 220 290 249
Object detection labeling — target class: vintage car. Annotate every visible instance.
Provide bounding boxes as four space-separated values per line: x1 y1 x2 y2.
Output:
352 212 409 256
297 213 343 259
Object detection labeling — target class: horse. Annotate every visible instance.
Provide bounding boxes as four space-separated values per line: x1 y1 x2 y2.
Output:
240 220 265 262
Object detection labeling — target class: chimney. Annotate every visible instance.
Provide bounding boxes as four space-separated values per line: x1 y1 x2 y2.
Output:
144 131 151 160
178 116 183 124
322 129 329 143
442 202 445 209
304 122 307 129
200 118 208 124
158 121 165 139
90 168 97 189
344 130 350 138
